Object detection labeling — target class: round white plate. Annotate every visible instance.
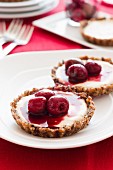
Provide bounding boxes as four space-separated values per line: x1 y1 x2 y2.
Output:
0 49 113 149
0 0 54 13
0 0 44 7
0 0 58 18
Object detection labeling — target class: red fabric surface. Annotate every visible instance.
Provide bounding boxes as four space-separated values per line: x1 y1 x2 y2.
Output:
1 1 113 170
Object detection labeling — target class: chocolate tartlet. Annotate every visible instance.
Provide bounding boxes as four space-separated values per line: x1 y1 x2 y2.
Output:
80 18 113 46
10 86 95 138
51 56 113 97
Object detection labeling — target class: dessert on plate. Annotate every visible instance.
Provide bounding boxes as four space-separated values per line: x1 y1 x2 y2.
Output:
80 18 113 46
10 85 95 138
51 56 113 97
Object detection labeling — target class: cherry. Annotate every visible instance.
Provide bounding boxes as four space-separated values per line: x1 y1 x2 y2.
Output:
65 58 83 74
47 96 69 116
65 2 76 12
70 8 86 22
67 64 88 83
35 89 55 100
65 0 96 21
28 97 47 115
85 61 102 76
72 0 84 7
83 2 96 19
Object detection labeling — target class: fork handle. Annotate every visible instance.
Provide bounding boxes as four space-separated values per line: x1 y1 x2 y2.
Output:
2 42 17 56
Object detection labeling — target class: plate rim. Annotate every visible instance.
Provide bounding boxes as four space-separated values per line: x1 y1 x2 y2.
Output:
0 0 54 13
0 0 58 18
0 0 45 7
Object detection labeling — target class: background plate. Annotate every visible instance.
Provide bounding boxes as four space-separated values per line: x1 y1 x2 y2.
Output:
0 0 58 18
0 0 44 7
33 11 113 50
0 49 113 149
0 0 54 13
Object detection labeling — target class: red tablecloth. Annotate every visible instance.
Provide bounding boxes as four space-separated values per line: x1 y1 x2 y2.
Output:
1 1 113 170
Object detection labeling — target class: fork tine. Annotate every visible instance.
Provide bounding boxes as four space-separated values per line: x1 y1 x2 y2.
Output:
7 19 23 34
23 25 34 42
17 24 27 39
7 19 16 33
1 21 6 34
0 21 6 38
10 19 23 34
21 25 31 39
18 25 34 42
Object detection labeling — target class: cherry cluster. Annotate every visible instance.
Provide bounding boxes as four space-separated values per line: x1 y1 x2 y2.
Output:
28 89 69 116
65 0 96 22
65 58 102 83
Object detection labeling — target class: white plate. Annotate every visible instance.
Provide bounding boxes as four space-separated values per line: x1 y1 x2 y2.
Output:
0 49 113 149
0 0 58 18
0 0 44 7
33 11 113 50
0 0 54 13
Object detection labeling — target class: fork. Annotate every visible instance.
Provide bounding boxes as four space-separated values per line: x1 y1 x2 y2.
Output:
2 25 34 56
0 21 6 38
0 19 23 46
0 21 6 52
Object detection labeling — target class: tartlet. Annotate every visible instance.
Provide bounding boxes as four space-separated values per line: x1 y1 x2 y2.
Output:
80 18 113 46
10 86 95 138
51 56 113 97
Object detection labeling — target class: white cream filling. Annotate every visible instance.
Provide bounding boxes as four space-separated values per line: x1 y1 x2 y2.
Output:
84 20 113 39
16 91 87 128
56 60 113 88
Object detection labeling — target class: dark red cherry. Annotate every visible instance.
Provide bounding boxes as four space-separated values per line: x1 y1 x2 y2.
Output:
85 61 102 76
35 89 55 100
83 2 96 19
47 96 69 116
72 0 84 7
70 8 86 22
65 58 83 74
65 2 76 12
67 64 88 83
28 97 47 115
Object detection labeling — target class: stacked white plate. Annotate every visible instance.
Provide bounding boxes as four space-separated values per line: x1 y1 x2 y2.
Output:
0 0 59 19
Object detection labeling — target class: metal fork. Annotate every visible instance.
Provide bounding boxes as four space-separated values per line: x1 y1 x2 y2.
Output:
2 25 34 56
0 21 6 52
0 21 6 38
0 19 23 45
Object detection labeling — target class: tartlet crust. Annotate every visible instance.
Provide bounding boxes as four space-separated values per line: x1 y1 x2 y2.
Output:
10 85 95 138
80 18 113 46
51 56 113 97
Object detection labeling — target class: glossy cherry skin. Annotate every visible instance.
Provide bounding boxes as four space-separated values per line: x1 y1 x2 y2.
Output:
85 61 102 76
70 8 86 22
67 64 88 83
47 96 69 116
72 0 84 7
65 58 83 74
66 0 96 21
35 89 55 100
28 97 47 115
82 2 96 19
